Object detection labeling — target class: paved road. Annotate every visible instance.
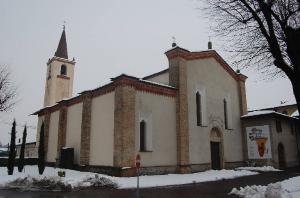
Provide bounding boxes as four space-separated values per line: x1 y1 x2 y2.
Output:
0 168 299 198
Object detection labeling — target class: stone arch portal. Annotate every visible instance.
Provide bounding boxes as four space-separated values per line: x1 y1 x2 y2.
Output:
210 127 223 170
278 143 286 169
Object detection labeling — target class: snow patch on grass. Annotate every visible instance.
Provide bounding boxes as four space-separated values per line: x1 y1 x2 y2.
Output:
0 166 117 191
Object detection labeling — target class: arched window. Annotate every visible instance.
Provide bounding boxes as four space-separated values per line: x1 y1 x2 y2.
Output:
196 92 202 126
140 120 146 151
224 99 228 129
60 65 67 75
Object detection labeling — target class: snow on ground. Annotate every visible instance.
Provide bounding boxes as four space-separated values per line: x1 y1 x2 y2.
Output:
113 169 258 189
0 166 258 190
236 166 281 172
0 147 8 151
0 166 116 190
230 176 300 198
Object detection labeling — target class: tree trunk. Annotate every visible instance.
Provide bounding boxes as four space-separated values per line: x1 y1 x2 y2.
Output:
291 77 300 135
18 126 27 172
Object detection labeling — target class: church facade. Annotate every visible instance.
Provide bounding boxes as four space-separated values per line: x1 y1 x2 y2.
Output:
33 29 299 176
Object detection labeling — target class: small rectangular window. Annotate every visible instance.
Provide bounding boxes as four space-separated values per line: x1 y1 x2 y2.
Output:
196 92 202 126
224 99 228 129
276 120 282 133
140 121 146 151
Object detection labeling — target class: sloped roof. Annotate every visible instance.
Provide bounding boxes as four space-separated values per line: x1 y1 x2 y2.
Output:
241 110 298 120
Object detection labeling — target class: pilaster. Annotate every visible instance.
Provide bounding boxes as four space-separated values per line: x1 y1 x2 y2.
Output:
80 93 92 165
44 113 51 160
168 55 191 173
237 74 248 116
57 106 68 157
113 85 136 167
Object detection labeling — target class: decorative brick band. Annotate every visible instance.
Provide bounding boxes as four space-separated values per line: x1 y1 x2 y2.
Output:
113 85 136 167
165 47 247 82
57 75 70 80
34 76 176 116
57 107 68 158
80 93 92 165
47 56 76 65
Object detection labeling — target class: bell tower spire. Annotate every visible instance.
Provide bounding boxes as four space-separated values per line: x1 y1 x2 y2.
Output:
54 25 68 59
43 25 76 107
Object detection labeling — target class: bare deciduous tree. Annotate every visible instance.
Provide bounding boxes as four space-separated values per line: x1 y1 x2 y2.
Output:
204 0 300 113
0 66 16 112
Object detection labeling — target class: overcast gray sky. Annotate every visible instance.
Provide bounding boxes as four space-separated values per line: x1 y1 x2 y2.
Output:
0 0 296 145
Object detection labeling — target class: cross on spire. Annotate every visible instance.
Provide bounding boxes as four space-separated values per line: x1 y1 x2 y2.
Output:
172 36 177 48
63 21 66 30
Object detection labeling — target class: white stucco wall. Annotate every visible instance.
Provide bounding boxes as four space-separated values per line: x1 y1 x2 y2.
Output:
89 92 115 166
65 102 83 165
242 117 299 168
47 110 60 162
186 58 243 165
135 91 177 167
145 71 169 85
44 59 75 107
271 119 299 167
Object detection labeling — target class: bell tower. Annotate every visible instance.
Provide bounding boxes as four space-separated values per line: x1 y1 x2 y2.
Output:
43 26 76 107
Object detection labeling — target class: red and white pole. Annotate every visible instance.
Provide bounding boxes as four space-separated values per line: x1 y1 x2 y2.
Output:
136 154 141 198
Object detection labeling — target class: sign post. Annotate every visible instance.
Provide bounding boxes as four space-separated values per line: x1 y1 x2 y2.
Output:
136 154 141 198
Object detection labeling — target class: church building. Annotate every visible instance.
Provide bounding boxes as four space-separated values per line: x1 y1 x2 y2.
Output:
33 28 299 176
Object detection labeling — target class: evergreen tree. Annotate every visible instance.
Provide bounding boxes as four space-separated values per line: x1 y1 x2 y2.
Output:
7 119 16 175
18 125 27 172
38 122 45 175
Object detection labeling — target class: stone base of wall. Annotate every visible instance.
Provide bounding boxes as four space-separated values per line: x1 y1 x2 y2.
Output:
75 165 124 176
245 159 274 167
73 165 178 177
286 160 300 168
190 163 211 172
45 161 56 167
224 161 245 169
0 158 38 167
44 160 292 177
139 165 177 176
176 165 191 174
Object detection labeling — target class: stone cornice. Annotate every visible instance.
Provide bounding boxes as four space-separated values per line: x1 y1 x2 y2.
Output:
47 56 76 65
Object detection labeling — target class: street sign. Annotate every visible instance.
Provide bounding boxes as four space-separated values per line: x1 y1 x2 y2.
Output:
136 154 141 168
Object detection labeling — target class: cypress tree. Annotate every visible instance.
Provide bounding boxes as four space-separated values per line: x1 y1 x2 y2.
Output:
38 122 45 175
18 125 27 172
7 119 16 175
